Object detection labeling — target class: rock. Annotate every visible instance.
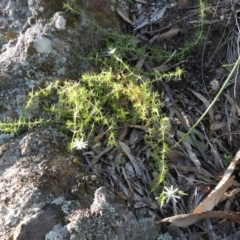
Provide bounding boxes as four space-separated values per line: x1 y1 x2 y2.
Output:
0 0 160 239
55 15 66 30
0 0 119 116
33 36 52 53
0 128 160 240
62 187 160 240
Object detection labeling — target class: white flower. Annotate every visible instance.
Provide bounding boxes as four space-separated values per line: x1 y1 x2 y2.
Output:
162 185 180 203
72 138 88 150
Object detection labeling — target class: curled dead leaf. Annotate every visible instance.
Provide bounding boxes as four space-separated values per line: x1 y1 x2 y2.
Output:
193 150 240 213
156 29 180 42
193 176 234 213
93 132 105 142
158 211 240 228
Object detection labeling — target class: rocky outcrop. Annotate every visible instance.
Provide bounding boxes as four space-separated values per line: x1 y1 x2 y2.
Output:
0 128 160 240
0 1 160 239
0 0 118 116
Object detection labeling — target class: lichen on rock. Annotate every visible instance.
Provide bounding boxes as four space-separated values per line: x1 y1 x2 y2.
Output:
0 0 161 239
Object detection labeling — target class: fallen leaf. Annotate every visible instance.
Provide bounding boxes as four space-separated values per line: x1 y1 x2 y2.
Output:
118 140 142 177
118 126 128 141
191 90 214 122
210 121 227 130
154 64 170 72
133 6 167 30
91 146 113 166
135 0 148 4
114 190 128 200
116 7 133 24
129 128 143 143
121 166 134 194
169 164 214 182
183 141 201 170
177 130 207 150
167 146 188 163
135 56 146 70
129 125 148 131
157 29 180 42
109 172 130 197
193 176 234 213
93 132 105 142
211 142 225 171
131 181 145 195
158 211 240 228
188 231 207 240
189 19 221 24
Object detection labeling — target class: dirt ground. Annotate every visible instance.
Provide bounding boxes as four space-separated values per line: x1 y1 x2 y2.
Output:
115 0 240 238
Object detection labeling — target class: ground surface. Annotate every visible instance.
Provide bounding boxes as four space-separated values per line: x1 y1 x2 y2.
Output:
0 0 240 239
115 0 240 238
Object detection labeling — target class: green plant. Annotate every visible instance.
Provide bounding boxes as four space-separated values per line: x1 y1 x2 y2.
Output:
154 66 184 81
223 154 233 163
7 61 166 188
2 0 212 205
156 185 187 214
175 0 208 60
0 54 169 189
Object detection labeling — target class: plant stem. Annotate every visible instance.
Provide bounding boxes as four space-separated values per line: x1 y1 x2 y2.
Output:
174 54 240 146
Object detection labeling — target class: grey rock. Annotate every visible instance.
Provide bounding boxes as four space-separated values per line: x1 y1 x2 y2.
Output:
0 1 160 239
0 128 160 240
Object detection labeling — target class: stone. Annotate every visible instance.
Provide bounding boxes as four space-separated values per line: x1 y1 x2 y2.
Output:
0 0 160 239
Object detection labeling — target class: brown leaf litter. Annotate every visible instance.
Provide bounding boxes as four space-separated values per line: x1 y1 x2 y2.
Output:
79 0 240 238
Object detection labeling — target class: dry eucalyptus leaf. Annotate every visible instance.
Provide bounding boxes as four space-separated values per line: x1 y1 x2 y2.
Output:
129 128 144 143
158 211 240 228
129 125 148 131
183 141 201 170
91 146 113 166
93 132 105 142
210 121 227 131
118 126 128 141
189 19 221 24
135 0 148 4
135 56 146 70
157 28 180 42
211 142 225 170
193 176 234 213
133 6 167 30
121 166 134 194
154 64 170 72
131 181 145 195
167 146 188 163
191 89 214 122
118 140 142 176
177 130 207 150
115 190 127 200
116 7 133 25
193 149 240 212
